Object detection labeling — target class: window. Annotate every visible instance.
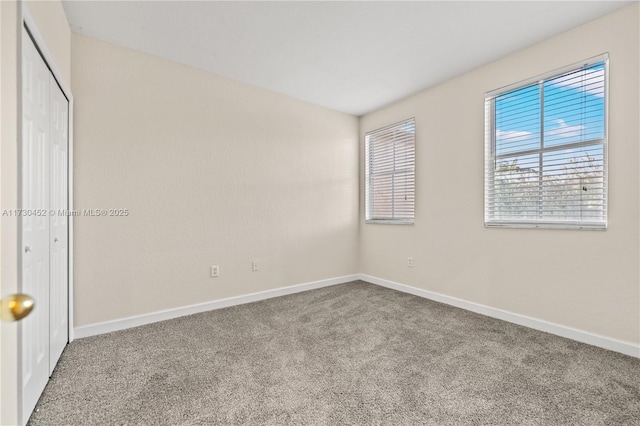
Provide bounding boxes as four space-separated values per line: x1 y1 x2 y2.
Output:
484 55 608 229
365 118 415 223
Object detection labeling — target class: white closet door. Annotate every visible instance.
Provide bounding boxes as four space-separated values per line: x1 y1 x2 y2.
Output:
49 75 69 374
21 28 51 422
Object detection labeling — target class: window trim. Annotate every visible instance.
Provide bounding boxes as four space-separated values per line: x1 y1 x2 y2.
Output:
484 54 609 230
365 118 416 225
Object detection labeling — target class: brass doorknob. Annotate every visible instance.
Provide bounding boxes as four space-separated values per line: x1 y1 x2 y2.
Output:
0 294 34 321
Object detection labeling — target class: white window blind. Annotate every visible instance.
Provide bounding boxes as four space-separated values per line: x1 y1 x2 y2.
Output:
484 55 608 229
365 118 415 223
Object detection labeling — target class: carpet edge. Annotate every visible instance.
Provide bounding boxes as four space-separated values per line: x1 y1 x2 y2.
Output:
73 274 360 339
361 273 640 359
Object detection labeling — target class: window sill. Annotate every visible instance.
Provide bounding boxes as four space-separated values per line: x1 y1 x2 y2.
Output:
485 222 606 230
366 219 414 225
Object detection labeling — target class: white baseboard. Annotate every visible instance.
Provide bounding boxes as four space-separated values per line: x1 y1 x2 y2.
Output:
74 274 359 339
360 274 640 359
74 272 639 359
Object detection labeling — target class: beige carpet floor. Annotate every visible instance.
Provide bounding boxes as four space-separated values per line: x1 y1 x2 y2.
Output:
28 280 640 425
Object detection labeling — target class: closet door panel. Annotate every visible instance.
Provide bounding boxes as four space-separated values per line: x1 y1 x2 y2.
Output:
21 28 51 423
49 76 69 374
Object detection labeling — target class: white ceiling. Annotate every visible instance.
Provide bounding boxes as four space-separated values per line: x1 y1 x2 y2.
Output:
62 1 634 116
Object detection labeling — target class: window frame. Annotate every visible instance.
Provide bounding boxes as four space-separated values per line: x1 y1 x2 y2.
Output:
484 54 609 230
365 118 416 225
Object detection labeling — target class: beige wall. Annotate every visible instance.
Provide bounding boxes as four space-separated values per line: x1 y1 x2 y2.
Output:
25 0 71 88
360 4 640 344
71 34 359 326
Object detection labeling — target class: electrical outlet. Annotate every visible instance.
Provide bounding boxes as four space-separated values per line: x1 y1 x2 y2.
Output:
210 265 219 278
252 260 259 271
408 257 413 267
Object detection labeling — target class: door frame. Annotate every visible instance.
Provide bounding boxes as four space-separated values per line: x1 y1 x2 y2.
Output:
21 5 74 344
